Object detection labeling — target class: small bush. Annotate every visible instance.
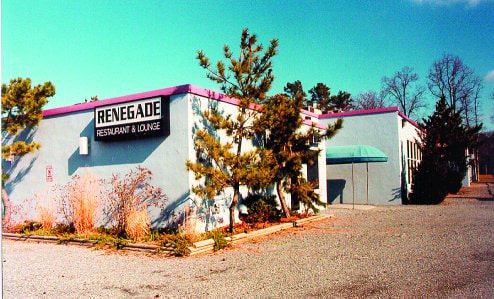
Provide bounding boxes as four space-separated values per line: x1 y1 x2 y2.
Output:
242 194 281 223
56 172 102 234
204 229 229 251
54 222 76 234
87 234 128 250
16 221 43 233
105 166 167 236
125 208 150 240
37 207 56 230
34 192 56 230
163 234 191 257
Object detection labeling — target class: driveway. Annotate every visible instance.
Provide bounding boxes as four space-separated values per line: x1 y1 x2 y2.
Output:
3 196 494 298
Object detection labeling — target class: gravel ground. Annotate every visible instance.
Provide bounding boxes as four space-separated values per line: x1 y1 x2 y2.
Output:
3 196 494 298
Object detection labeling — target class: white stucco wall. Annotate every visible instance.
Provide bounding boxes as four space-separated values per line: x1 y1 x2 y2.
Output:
3 89 329 231
186 94 328 231
320 111 403 205
2 93 191 227
397 116 422 199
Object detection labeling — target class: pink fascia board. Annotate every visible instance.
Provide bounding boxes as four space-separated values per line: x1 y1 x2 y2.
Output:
300 109 320 118
318 106 400 119
42 84 193 117
398 111 422 130
318 106 422 130
41 84 325 129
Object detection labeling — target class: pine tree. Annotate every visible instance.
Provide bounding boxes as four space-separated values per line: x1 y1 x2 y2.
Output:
187 29 278 232
410 96 481 204
255 90 343 217
308 83 353 113
308 83 331 112
329 90 354 111
2 77 55 225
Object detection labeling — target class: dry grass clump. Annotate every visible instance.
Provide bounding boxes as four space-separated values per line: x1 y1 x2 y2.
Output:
125 208 150 240
181 205 202 243
105 166 167 236
35 192 56 229
58 172 102 234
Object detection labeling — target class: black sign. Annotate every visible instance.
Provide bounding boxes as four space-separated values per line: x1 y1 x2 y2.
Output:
94 96 169 141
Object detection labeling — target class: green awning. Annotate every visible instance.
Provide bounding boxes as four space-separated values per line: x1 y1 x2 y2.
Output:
326 145 388 164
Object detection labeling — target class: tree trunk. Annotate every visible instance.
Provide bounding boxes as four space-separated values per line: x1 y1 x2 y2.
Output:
229 183 240 233
2 188 12 228
276 182 291 218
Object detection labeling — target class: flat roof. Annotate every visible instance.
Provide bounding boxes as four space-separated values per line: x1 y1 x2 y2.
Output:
41 84 326 129
318 106 421 130
41 84 420 130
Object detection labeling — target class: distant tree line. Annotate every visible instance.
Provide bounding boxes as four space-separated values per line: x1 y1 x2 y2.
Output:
317 54 487 131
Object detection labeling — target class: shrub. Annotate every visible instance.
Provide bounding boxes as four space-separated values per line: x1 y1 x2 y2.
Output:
56 172 102 234
242 194 281 223
54 222 76 234
204 228 229 251
181 205 202 243
410 97 481 204
34 192 57 230
125 208 150 240
104 166 167 236
15 221 42 233
163 234 191 257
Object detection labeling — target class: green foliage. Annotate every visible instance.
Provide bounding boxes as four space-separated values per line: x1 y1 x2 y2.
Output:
329 91 354 111
163 234 191 256
15 221 43 234
308 83 331 112
57 233 75 244
87 234 129 249
284 80 306 102
204 228 229 251
410 97 482 204
306 83 353 113
255 91 343 217
188 28 279 232
242 194 281 223
2 77 55 160
54 222 76 234
290 177 324 213
196 28 278 105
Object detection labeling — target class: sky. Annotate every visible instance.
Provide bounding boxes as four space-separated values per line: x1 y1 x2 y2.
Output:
2 0 494 129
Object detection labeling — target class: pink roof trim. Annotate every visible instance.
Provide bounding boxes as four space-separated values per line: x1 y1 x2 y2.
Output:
318 106 422 130
42 84 326 129
318 106 399 118
42 84 192 117
398 111 422 130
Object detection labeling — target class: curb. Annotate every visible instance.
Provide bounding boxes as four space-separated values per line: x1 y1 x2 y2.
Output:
2 233 174 256
188 214 332 256
3 214 332 257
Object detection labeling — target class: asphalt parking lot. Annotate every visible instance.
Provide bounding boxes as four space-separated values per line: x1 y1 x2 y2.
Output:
3 191 494 298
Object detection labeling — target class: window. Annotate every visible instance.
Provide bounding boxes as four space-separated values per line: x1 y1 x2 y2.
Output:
407 140 421 184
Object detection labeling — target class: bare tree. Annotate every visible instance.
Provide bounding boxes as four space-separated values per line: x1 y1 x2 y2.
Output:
427 54 483 127
382 66 426 118
354 91 386 110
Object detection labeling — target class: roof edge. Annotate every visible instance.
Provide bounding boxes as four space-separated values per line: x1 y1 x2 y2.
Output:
42 84 194 117
41 84 326 129
318 106 399 119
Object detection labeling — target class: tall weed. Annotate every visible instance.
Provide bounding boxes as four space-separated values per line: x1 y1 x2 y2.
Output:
125 207 150 240
57 172 102 234
104 166 167 236
34 191 56 229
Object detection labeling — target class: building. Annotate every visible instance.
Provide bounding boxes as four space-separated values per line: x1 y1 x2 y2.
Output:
314 107 422 205
2 84 327 232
